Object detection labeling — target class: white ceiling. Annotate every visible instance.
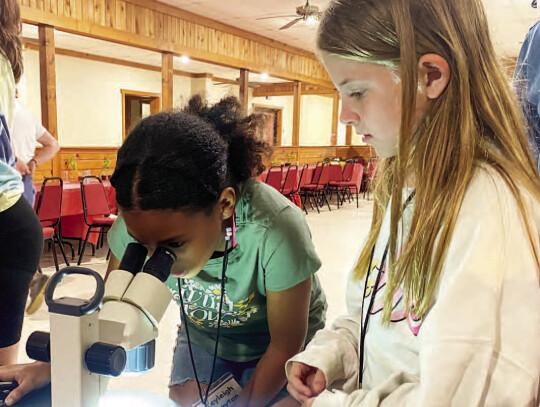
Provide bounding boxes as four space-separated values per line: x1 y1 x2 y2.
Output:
160 0 540 57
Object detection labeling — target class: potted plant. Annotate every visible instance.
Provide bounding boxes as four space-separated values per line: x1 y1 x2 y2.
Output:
285 153 297 165
102 158 111 180
67 157 78 182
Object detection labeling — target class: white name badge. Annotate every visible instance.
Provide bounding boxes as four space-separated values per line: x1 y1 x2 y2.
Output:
192 373 242 407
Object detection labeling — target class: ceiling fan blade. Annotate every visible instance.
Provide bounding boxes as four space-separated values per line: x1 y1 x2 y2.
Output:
256 15 298 20
279 17 303 30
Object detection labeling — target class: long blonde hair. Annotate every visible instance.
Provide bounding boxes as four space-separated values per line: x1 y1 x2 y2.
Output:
319 0 540 322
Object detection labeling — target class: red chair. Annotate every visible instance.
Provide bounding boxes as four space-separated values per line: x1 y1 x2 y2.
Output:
35 177 70 271
300 162 321 213
326 163 344 208
300 163 332 213
333 163 365 207
281 165 298 196
265 166 283 191
78 176 115 265
342 161 354 182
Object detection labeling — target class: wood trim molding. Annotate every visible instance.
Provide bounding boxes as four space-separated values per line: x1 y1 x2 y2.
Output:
24 38 197 78
193 73 214 79
253 82 335 98
121 89 161 139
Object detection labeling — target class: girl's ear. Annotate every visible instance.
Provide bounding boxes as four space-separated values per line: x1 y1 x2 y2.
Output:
417 54 450 99
218 187 236 220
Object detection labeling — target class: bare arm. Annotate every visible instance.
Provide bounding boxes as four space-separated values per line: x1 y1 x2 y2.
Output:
29 132 59 175
235 278 312 407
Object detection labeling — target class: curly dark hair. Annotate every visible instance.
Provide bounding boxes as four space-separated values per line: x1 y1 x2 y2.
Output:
111 95 272 212
0 0 23 83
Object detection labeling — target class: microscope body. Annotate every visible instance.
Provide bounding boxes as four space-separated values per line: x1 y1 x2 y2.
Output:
27 244 176 407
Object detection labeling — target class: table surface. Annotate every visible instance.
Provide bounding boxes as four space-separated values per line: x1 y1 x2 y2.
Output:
12 384 176 407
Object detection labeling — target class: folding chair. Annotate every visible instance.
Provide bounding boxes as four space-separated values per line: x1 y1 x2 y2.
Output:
35 177 70 271
78 176 115 265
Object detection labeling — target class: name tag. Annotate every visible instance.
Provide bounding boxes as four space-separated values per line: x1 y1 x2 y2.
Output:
192 373 242 407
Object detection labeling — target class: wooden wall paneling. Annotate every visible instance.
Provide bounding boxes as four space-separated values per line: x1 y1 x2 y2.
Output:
83 0 95 23
148 7 155 37
95 0 106 26
105 0 116 27
297 146 336 163
126 2 135 33
116 0 127 30
74 0 84 21
59 148 119 180
292 81 301 147
348 145 376 163
21 0 334 87
266 146 377 166
58 0 65 15
335 147 350 159
46 0 58 14
38 24 61 177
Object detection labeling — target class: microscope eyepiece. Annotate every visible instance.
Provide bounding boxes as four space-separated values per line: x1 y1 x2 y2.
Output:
142 246 176 283
118 243 148 275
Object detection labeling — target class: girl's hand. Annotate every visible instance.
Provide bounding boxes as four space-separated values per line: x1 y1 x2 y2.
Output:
287 362 326 403
0 362 51 405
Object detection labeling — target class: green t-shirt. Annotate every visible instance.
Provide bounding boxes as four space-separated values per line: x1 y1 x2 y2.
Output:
108 179 327 361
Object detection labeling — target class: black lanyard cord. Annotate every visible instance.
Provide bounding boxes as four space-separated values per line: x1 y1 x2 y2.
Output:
358 190 415 386
178 232 231 406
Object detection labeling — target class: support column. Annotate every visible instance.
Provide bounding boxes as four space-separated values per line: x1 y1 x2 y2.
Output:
161 52 174 110
331 90 339 146
292 81 302 147
346 125 353 146
39 24 61 177
239 68 249 115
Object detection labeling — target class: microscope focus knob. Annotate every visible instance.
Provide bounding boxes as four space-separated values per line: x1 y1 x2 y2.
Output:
26 331 51 363
85 343 126 377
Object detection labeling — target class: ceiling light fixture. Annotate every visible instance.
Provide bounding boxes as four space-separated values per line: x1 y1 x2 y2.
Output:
180 55 190 63
305 15 318 26
261 72 269 81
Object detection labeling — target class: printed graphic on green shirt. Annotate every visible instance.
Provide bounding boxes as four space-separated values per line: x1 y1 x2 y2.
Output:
179 279 260 328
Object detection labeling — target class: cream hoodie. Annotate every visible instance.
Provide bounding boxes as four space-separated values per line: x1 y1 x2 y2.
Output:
287 166 540 406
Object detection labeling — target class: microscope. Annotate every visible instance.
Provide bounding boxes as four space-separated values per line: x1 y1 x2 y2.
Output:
24 243 176 407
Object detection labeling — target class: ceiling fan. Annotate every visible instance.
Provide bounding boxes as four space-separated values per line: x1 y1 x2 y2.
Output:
256 0 322 30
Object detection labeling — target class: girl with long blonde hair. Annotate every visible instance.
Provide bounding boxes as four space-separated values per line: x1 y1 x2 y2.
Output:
286 0 540 405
